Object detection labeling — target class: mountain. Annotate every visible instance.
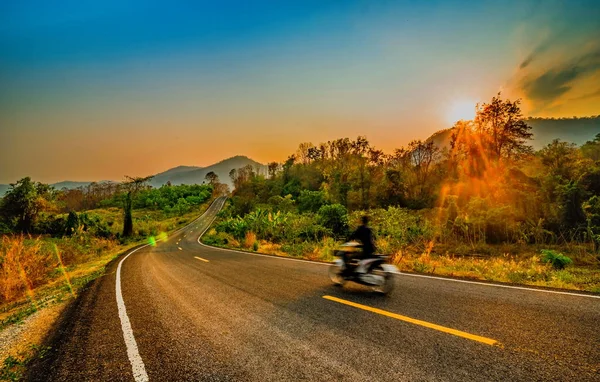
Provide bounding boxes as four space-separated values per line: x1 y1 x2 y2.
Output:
426 116 600 151
150 155 267 189
527 116 599 148
0 156 265 197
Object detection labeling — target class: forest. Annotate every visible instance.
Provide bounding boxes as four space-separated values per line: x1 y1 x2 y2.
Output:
204 95 600 291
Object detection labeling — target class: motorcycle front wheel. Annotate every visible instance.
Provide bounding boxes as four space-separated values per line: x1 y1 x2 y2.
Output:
329 263 346 286
371 265 394 295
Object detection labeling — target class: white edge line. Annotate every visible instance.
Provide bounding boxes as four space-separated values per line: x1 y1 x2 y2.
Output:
116 246 149 382
397 272 600 299
196 198 600 300
115 196 226 382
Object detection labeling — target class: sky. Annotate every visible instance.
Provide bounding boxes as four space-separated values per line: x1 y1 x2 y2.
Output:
1 0 599 183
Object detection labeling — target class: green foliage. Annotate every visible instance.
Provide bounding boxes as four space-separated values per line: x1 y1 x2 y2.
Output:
317 204 349 239
135 184 212 214
65 211 79 236
297 190 329 213
267 195 295 213
558 181 587 232
0 177 54 233
541 249 573 270
216 217 249 241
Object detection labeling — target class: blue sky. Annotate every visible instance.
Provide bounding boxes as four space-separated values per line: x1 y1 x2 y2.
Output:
1 0 598 183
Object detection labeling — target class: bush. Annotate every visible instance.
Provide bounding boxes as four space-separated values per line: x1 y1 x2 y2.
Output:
65 211 80 236
35 215 67 237
216 218 248 241
317 204 349 239
541 249 573 270
297 190 329 213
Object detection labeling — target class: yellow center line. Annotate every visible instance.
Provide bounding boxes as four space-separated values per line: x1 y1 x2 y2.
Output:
194 256 209 263
322 295 499 346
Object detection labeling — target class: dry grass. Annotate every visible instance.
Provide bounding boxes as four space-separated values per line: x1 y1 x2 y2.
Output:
243 231 257 249
1 236 53 304
1 201 213 313
0 235 120 306
392 250 600 291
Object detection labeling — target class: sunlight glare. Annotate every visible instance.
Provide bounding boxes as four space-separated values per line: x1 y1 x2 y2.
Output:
447 100 476 124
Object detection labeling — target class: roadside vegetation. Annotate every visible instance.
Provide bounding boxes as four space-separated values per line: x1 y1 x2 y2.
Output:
0 178 216 380
202 94 600 292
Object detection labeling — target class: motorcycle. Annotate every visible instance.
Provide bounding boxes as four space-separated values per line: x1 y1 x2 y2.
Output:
329 242 398 295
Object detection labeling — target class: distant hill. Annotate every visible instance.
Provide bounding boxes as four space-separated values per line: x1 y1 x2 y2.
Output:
527 116 599 148
0 156 266 196
426 116 600 151
52 181 95 190
150 155 267 189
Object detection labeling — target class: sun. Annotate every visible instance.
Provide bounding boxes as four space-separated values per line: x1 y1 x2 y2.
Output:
447 100 476 124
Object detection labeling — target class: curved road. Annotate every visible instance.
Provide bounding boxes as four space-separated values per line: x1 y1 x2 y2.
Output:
29 197 600 381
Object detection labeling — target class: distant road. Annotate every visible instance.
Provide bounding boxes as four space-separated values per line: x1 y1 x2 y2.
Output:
29 197 600 381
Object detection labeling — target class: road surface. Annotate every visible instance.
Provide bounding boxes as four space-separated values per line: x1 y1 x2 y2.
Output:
28 197 600 381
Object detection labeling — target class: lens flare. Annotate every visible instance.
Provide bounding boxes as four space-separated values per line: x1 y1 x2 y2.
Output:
148 236 157 247
53 243 74 297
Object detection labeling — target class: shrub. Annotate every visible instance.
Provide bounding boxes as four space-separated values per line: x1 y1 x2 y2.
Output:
65 211 79 236
217 217 248 241
541 249 573 270
317 204 349 239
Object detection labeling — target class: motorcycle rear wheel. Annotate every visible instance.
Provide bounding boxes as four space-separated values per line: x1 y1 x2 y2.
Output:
371 265 394 295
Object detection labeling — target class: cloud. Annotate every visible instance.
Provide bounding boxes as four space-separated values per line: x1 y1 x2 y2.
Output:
519 40 554 69
520 48 600 107
571 88 600 101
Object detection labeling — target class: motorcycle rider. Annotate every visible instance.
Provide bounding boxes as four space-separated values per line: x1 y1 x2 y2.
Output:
342 215 376 276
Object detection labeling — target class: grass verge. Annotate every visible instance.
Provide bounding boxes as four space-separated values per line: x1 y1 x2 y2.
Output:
0 200 214 381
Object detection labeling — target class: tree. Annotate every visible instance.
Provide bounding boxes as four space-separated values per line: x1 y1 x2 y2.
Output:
205 171 219 186
267 162 280 179
581 133 600 162
451 95 533 171
538 139 580 180
0 177 52 233
407 140 440 199
65 211 80 236
121 175 153 237
473 94 533 161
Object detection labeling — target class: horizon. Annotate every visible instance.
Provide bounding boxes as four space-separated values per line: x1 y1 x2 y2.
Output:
1 1 599 184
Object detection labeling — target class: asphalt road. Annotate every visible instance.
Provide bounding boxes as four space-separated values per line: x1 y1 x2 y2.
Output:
28 197 600 381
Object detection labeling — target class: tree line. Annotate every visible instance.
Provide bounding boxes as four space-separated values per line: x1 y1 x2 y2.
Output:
226 94 600 249
0 176 215 239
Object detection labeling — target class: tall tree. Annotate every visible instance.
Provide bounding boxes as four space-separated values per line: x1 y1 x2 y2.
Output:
204 171 219 186
121 175 153 237
473 94 533 161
